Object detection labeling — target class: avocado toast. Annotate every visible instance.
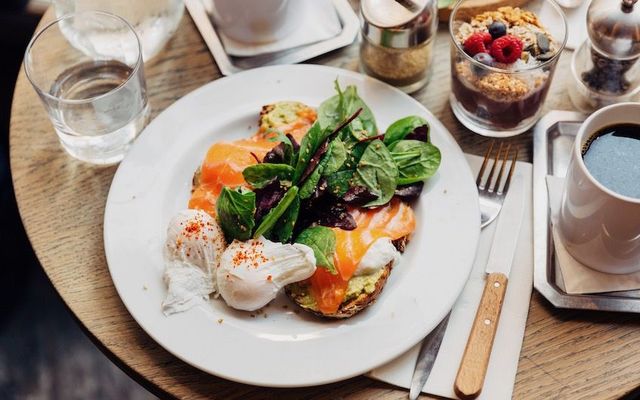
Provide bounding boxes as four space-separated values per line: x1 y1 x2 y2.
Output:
188 82 441 318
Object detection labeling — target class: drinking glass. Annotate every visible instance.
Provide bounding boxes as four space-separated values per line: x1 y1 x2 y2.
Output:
52 0 184 61
24 11 150 165
448 0 567 137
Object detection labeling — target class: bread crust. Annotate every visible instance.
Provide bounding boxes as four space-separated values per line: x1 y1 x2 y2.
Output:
285 237 408 319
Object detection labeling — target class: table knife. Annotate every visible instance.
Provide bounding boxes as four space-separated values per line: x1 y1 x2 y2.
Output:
454 178 525 399
408 312 450 400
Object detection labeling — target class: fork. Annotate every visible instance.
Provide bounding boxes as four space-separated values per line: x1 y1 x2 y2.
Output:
408 141 518 400
477 141 518 228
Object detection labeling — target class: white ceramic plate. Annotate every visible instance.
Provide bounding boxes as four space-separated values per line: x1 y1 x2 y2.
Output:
104 65 480 387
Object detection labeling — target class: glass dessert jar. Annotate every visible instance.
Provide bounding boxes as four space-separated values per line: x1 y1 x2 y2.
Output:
448 1 567 137
360 0 438 93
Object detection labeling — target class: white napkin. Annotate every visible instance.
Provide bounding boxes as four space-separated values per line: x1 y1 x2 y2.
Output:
218 0 342 57
546 175 640 294
368 154 533 400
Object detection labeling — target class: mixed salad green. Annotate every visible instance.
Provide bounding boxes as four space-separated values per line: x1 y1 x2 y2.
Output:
215 81 441 274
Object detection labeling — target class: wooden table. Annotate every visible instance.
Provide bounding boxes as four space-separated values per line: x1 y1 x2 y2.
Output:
10 7 640 400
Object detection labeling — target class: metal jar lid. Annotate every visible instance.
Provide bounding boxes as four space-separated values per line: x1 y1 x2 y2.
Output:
360 0 437 48
587 0 640 59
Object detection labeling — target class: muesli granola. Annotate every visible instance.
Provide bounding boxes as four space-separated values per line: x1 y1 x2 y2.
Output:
450 6 561 129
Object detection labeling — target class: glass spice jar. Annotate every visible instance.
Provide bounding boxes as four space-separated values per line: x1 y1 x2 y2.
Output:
359 0 438 93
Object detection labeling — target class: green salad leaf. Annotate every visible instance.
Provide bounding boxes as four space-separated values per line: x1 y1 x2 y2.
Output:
383 116 429 146
253 186 299 238
352 139 398 207
341 141 368 171
325 169 354 197
216 187 256 241
389 140 441 185
318 81 377 137
317 81 344 130
295 226 337 274
321 138 347 176
299 137 348 199
292 122 331 183
269 193 300 243
242 163 294 189
299 166 324 199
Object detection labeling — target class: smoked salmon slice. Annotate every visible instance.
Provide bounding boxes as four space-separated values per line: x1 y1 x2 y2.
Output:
310 200 416 314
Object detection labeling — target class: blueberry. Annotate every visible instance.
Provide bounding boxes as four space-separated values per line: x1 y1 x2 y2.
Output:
472 53 494 76
473 52 494 66
488 21 507 39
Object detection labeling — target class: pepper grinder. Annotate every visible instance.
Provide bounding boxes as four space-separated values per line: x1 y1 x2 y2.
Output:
569 0 640 112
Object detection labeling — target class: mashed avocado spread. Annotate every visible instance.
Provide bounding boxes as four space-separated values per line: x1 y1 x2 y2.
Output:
260 101 310 131
290 268 386 310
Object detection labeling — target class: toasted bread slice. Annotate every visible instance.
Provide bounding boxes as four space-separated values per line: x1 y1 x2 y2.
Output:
285 236 409 319
258 101 314 133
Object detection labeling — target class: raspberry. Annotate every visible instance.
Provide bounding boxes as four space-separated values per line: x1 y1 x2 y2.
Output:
463 32 493 56
490 35 523 64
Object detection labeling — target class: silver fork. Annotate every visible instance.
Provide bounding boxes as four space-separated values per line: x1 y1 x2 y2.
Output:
477 141 519 228
409 141 518 400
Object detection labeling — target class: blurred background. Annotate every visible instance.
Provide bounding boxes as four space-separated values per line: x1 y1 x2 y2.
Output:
0 1 155 398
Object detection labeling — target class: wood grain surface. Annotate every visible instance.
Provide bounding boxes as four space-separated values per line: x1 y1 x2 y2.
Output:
10 4 640 400
455 273 509 399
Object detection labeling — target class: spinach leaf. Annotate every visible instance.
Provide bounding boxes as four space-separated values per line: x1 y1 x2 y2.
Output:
295 226 337 274
216 187 256 241
242 163 294 189
352 140 398 207
318 81 377 137
389 140 441 185
325 169 354 197
342 85 377 137
253 186 299 238
383 116 429 146
299 165 324 199
341 141 368 171
292 121 330 183
321 138 347 176
317 80 344 129
269 192 300 243
299 136 349 199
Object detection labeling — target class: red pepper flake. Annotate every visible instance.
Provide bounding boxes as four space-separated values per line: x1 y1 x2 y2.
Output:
266 275 272 282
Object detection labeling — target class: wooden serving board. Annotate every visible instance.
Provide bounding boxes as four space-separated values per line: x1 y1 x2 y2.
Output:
438 0 532 22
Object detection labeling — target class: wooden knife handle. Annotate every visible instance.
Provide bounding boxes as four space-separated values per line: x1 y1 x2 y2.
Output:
454 272 508 399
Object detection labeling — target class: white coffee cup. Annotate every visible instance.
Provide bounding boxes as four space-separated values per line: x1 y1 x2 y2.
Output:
558 102 640 274
210 0 303 44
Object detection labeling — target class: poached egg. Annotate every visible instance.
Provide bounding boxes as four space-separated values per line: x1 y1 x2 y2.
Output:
162 209 226 315
217 237 316 311
353 237 401 276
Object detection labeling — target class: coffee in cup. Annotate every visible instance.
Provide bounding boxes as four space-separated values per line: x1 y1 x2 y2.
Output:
558 102 640 274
